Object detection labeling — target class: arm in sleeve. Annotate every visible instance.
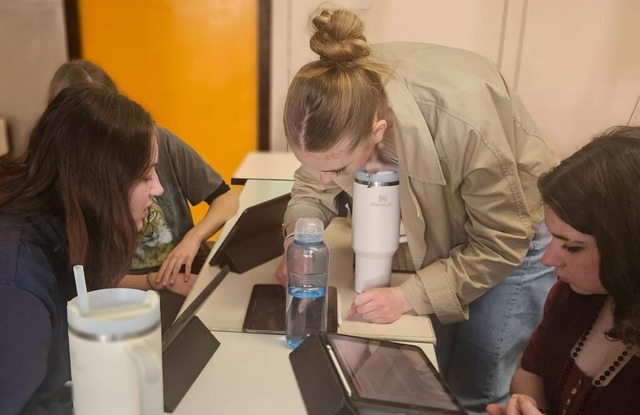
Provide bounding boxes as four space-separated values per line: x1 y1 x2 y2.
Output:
160 128 239 240
0 286 70 415
283 163 346 236
188 188 239 243
401 126 537 323
159 127 225 204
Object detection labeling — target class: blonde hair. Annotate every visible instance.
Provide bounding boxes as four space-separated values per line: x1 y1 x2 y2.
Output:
284 8 391 152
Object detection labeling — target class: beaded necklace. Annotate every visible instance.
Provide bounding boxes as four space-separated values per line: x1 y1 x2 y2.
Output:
551 311 633 415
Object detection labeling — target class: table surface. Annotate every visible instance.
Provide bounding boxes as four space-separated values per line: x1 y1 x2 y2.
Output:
168 331 439 415
168 331 306 415
168 179 438 414
181 180 435 344
231 151 300 185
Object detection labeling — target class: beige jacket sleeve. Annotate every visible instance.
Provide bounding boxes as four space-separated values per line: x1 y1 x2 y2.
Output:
396 94 549 324
282 164 349 236
370 42 551 324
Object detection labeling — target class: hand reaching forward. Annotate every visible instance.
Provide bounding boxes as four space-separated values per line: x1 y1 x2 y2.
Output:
486 395 542 415
347 286 413 324
147 272 196 297
165 273 196 297
156 233 201 287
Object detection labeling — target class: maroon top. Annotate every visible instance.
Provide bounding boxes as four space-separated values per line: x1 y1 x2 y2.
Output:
521 282 640 415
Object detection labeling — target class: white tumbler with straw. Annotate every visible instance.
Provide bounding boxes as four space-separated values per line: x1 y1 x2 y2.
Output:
68 265 163 415
352 170 400 293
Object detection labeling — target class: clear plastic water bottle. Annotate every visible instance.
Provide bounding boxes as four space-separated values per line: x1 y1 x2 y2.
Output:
285 218 329 349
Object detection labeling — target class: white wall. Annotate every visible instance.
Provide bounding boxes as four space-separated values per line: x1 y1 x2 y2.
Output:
0 0 67 159
270 0 640 160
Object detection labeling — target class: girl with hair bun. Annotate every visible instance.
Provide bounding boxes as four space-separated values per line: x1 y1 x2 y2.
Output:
276 7 556 412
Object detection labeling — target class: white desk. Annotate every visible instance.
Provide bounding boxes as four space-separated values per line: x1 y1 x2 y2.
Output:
231 151 300 185
169 331 439 415
182 180 435 344
170 331 306 415
169 179 438 414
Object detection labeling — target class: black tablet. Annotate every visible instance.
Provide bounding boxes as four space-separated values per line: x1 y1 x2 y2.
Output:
242 284 338 334
162 266 229 412
208 192 291 273
325 333 466 414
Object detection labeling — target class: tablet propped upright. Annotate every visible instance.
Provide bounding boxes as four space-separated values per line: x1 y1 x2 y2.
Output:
162 266 230 413
209 192 291 273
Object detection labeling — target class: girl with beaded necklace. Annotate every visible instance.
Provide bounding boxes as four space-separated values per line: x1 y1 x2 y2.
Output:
487 126 640 415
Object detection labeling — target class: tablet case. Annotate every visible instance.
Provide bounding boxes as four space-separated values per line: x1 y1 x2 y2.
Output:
161 266 229 412
162 316 219 413
220 227 285 274
290 333 466 415
209 193 291 273
290 334 357 415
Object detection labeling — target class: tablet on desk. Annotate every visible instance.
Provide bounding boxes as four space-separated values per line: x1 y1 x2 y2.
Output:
209 193 291 274
326 333 465 414
290 332 466 415
242 284 338 334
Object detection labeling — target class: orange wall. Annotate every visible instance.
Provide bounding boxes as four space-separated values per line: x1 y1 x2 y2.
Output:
77 0 257 224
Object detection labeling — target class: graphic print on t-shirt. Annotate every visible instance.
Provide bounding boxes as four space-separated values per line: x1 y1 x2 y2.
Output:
131 199 175 271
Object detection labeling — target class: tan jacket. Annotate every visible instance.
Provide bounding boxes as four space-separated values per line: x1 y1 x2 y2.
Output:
284 43 552 324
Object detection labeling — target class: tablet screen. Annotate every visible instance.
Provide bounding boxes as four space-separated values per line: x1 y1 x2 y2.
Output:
326 333 465 413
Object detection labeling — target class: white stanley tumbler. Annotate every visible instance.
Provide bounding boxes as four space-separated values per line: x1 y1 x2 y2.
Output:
67 288 163 415
352 170 400 293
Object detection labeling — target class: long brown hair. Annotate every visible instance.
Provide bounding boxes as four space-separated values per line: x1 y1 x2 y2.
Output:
284 8 391 153
0 84 155 289
538 126 640 346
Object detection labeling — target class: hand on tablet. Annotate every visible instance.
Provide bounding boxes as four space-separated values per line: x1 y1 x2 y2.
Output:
347 287 413 324
166 274 197 297
156 234 200 285
486 395 542 415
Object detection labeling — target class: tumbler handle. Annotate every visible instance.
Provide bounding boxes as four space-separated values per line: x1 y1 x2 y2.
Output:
126 341 163 415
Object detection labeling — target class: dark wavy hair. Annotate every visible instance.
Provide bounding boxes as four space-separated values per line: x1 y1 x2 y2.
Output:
538 126 640 346
0 84 155 289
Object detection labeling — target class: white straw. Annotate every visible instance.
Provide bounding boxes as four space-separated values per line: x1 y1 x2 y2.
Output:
73 265 90 315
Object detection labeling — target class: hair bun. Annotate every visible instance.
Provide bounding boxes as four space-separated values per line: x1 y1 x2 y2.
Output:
310 9 370 65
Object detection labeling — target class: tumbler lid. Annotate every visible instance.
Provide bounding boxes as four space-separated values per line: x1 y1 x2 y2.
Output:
355 170 399 187
294 217 324 243
68 288 160 340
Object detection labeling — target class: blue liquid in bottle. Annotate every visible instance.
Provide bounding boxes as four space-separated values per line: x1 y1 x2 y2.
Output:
285 218 329 349
286 282 327 349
